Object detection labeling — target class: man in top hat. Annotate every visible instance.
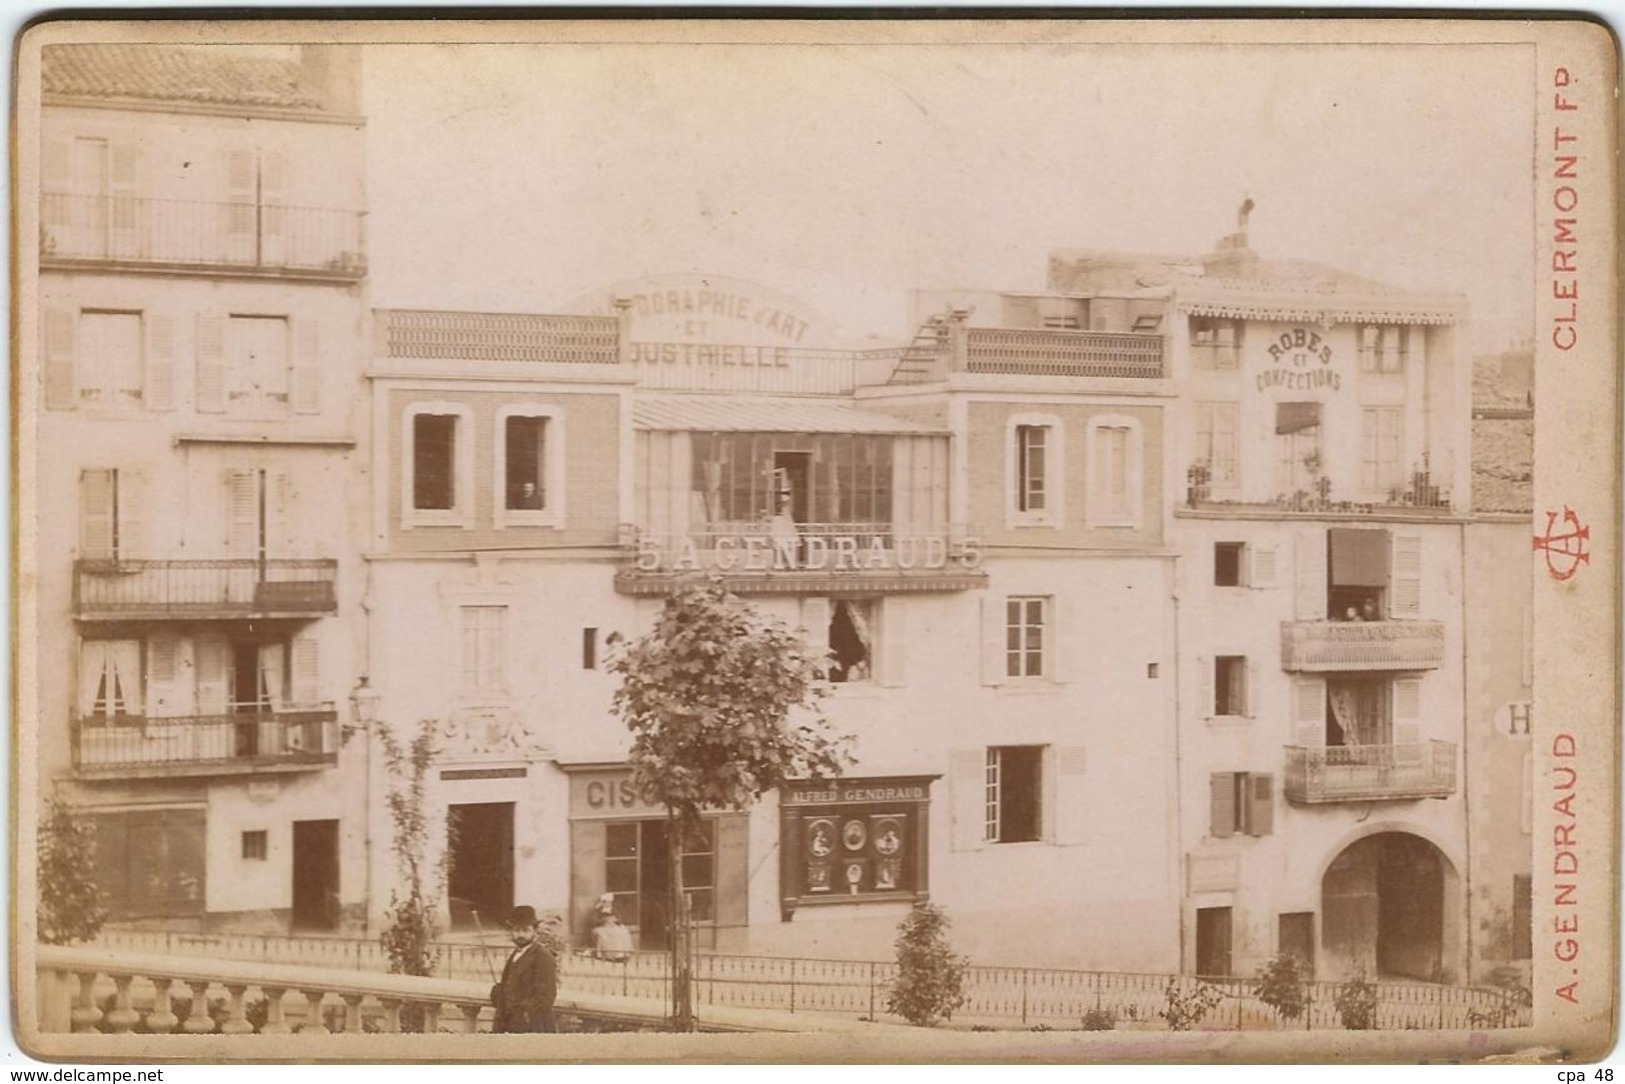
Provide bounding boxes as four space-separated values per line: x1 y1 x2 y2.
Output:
491 904 558 1033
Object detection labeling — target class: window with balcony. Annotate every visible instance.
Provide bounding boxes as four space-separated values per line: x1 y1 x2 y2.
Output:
460 605 506 698
404 404 475 528
1358 325 1406 373
688 432 895 534
1326 527 1421 621
1005 415 1063 527
1326 676 1391 746
1209 771 1274 838
76 311 143 408
1086 416 1143 528
1190 317 1241 369
985 745 1044 843
1274 402 1323 497
79 467 143 562
1361 407 1405 496
80 639 142 722
1005 597 1048 679
495 406 566 529
1195 402 1239 490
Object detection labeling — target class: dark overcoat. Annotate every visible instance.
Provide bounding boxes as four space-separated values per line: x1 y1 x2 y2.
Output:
492 942 558 1033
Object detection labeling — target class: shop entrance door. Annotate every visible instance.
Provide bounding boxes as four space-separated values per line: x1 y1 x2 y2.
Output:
603 818 717 952
291 819 340 931
447 802 515 931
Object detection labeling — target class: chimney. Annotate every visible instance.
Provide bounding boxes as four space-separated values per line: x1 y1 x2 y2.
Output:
1203 195 1259 275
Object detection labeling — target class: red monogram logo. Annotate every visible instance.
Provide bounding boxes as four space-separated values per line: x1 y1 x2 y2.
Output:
1534 506 1591 582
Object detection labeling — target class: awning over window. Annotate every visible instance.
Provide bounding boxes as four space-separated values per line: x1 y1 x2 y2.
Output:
1276 401 1322 435
1329 528 1390 587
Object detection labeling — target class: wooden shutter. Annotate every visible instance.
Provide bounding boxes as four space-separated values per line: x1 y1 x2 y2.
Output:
1053 745 1088 846
44 307 77 410
1050 594 1075 683
260 152 286 263
195 635 229 715
225 470 259 556
146 635 180 718
1390 534 1423 618
1198 655 1213 720
1393 677 1422 746
1294 529 1328 620
269 471 294 558
949 748 988 852
290 632 320 707
712 814 750 931
800 597 831 678
109 142 140 251
1292 678 1326 747
1209 773 1235 838
195 314 225 412
42 137 70 224
1245 658 1261 718
117 469 146 560
979 595 1007 686
1249 544 1278 590
225 150 255 230
79 469 115 559
569 820 608 946
1248 774 1274 837
292 318 320 413
877 598 907 687
144 313 174 411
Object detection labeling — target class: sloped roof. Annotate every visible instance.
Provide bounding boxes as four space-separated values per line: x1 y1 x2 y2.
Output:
633 396 944 434
1472 417 1533 514
43 44 322 110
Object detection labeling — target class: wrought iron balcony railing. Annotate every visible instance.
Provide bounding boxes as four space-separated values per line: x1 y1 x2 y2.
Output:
74 559 338 620
40 194 366 279
1283 741 1458 804
1280 620 1447 671
72 709 338 778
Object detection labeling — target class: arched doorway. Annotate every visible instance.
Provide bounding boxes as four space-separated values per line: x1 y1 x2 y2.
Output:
1322 831 1453 982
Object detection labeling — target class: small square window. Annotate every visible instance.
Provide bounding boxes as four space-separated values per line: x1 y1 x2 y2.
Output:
1214 542 1245 587
242 830 268 861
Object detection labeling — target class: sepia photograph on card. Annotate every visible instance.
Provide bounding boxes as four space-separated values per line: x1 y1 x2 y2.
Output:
9 16 1620 1064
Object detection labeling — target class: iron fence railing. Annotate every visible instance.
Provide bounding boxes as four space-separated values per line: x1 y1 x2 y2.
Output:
73 710 338 773
74 558 338 617
89 930 1528 1031
41 194 365 278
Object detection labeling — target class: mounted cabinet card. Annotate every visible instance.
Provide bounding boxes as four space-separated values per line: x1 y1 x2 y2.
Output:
10 14 1619 1067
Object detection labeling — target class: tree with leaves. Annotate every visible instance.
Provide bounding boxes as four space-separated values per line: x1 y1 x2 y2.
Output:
608 578 853 1031
38 797 106 945
886 902 969 1026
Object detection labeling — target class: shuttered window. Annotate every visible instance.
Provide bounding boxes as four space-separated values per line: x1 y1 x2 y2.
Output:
1005 597 1047 679
985 746 1043 843
76 311 143 408
1361 407 1405 494
1196 402 1240 487
1209 772 1274 838
414 414 458 511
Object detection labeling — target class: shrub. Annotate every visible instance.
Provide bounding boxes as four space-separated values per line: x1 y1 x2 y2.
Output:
38 798 106 945
1253 952 1311 1024
1334 969 1378 1030
885 902 970 1027
1080 1007 1116 1031
1158 977 1223 1031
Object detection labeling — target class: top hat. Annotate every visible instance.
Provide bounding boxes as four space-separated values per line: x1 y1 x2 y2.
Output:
506 905 539 928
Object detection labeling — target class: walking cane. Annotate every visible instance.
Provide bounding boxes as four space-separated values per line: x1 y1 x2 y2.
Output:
471 909 501 985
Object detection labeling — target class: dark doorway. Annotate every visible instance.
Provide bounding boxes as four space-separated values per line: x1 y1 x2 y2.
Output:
1279 912 1316 975
1322 832 1447 981
291 819 340 931
774 452 812 524
1195 906 1233 977
447 802 515 931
